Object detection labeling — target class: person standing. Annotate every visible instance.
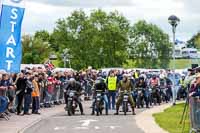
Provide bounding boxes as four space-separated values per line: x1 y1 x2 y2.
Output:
23 72 33 115
16 73 26 115
32 74 40 114
106 72 117 110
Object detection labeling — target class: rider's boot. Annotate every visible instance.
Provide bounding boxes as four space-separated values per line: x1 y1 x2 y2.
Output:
91 111 95 115
106 110 108 115
114 109 119 115
132 107 136 115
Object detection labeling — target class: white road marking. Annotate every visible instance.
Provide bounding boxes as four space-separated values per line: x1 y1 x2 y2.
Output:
109 126 120 130
79 119 98 127
54 126 65 131
94 126 100 130
74 127 89 130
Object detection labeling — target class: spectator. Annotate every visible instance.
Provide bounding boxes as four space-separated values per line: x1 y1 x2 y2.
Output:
16 73 26 115
189 73 200 97
23 72 33 115
32 74 40 115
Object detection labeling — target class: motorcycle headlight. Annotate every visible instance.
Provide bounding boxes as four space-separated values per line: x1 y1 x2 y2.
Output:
97 93 101 97
69 92 74 97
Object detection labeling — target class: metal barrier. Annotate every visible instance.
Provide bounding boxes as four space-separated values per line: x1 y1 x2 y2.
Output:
189 97 200 133
0 96 9 120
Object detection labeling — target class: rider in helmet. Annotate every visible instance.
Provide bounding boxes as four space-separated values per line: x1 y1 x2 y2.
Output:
91 77 109 115
150 75 161 105
177 74 187 100
64 78 85 115
115 74 136 115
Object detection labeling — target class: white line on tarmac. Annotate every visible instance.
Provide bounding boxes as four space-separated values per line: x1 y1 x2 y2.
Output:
108 126 121 130
94 126 100 130
54 126 65 131
74 127 89 130
79 119 98 127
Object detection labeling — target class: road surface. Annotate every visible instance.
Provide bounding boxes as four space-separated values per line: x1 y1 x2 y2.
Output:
24 101 145 133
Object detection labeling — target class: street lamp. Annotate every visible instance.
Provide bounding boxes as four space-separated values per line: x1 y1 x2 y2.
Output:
168 15 180 105
61 48 72 68
49 54 57 60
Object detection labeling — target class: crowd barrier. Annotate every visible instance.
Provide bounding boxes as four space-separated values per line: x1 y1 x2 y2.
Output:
189 97 200 133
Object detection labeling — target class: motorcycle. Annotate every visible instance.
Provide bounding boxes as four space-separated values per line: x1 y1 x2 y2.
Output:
160 85 168 103
148 87 153 106
177 85 187 100
84 79 94 101
151 86 161 105
166 84 172 101
65 90 78 116
121 90 129 115
135 88 145 108
95 90 104 116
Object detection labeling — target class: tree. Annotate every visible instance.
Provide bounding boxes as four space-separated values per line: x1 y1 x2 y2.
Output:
128 20 172 68
50 9 130 70
187 32 200 49
34 30 50 42
22 34 51 64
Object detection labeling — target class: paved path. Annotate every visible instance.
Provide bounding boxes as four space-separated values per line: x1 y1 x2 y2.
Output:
135 103 184 133
24 101 145 133
0 105 64 133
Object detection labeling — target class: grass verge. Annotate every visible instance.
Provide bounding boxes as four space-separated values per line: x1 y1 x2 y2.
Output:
153 103 190 133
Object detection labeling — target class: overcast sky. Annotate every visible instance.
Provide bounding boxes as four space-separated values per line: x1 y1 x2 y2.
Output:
19 0 200 41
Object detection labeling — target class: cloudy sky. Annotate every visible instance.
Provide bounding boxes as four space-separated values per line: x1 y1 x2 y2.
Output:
17 0 200 41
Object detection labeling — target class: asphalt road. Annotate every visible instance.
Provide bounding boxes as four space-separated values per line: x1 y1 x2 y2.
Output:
24 101 145 133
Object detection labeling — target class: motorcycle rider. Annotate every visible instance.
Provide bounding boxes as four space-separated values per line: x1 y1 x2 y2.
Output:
91 77 109 115
150 75 161 105
159 76 170 103
115 74 136 115
177 75 187 100
135 76 149 108
64 78 85 115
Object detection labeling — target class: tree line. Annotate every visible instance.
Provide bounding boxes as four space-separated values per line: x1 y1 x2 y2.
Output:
22 9 173 70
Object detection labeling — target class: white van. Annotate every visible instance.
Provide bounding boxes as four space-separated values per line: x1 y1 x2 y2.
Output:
182 48 198 59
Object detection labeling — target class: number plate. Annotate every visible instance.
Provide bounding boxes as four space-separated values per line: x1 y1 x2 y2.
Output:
68 98 72 100
124 95 128 99
123 99 128 102
124 95 128 101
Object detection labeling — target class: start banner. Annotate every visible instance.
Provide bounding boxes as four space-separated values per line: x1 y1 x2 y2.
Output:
0 0 25 73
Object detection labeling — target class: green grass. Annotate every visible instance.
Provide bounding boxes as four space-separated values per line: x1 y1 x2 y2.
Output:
169 59 200 69
153 103 190 133
124 59 200 69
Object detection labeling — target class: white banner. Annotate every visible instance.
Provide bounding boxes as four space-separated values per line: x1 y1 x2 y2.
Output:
2 0 25 7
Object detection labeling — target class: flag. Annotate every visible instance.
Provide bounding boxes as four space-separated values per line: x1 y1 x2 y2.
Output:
44 60 55 71
0 0 25 73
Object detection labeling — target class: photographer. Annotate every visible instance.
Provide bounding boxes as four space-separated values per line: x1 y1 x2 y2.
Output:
189 73 200 98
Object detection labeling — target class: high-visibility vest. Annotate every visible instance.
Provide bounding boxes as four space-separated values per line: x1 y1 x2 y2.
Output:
180 79 184 85
135 72 139 79
107 76 117 91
